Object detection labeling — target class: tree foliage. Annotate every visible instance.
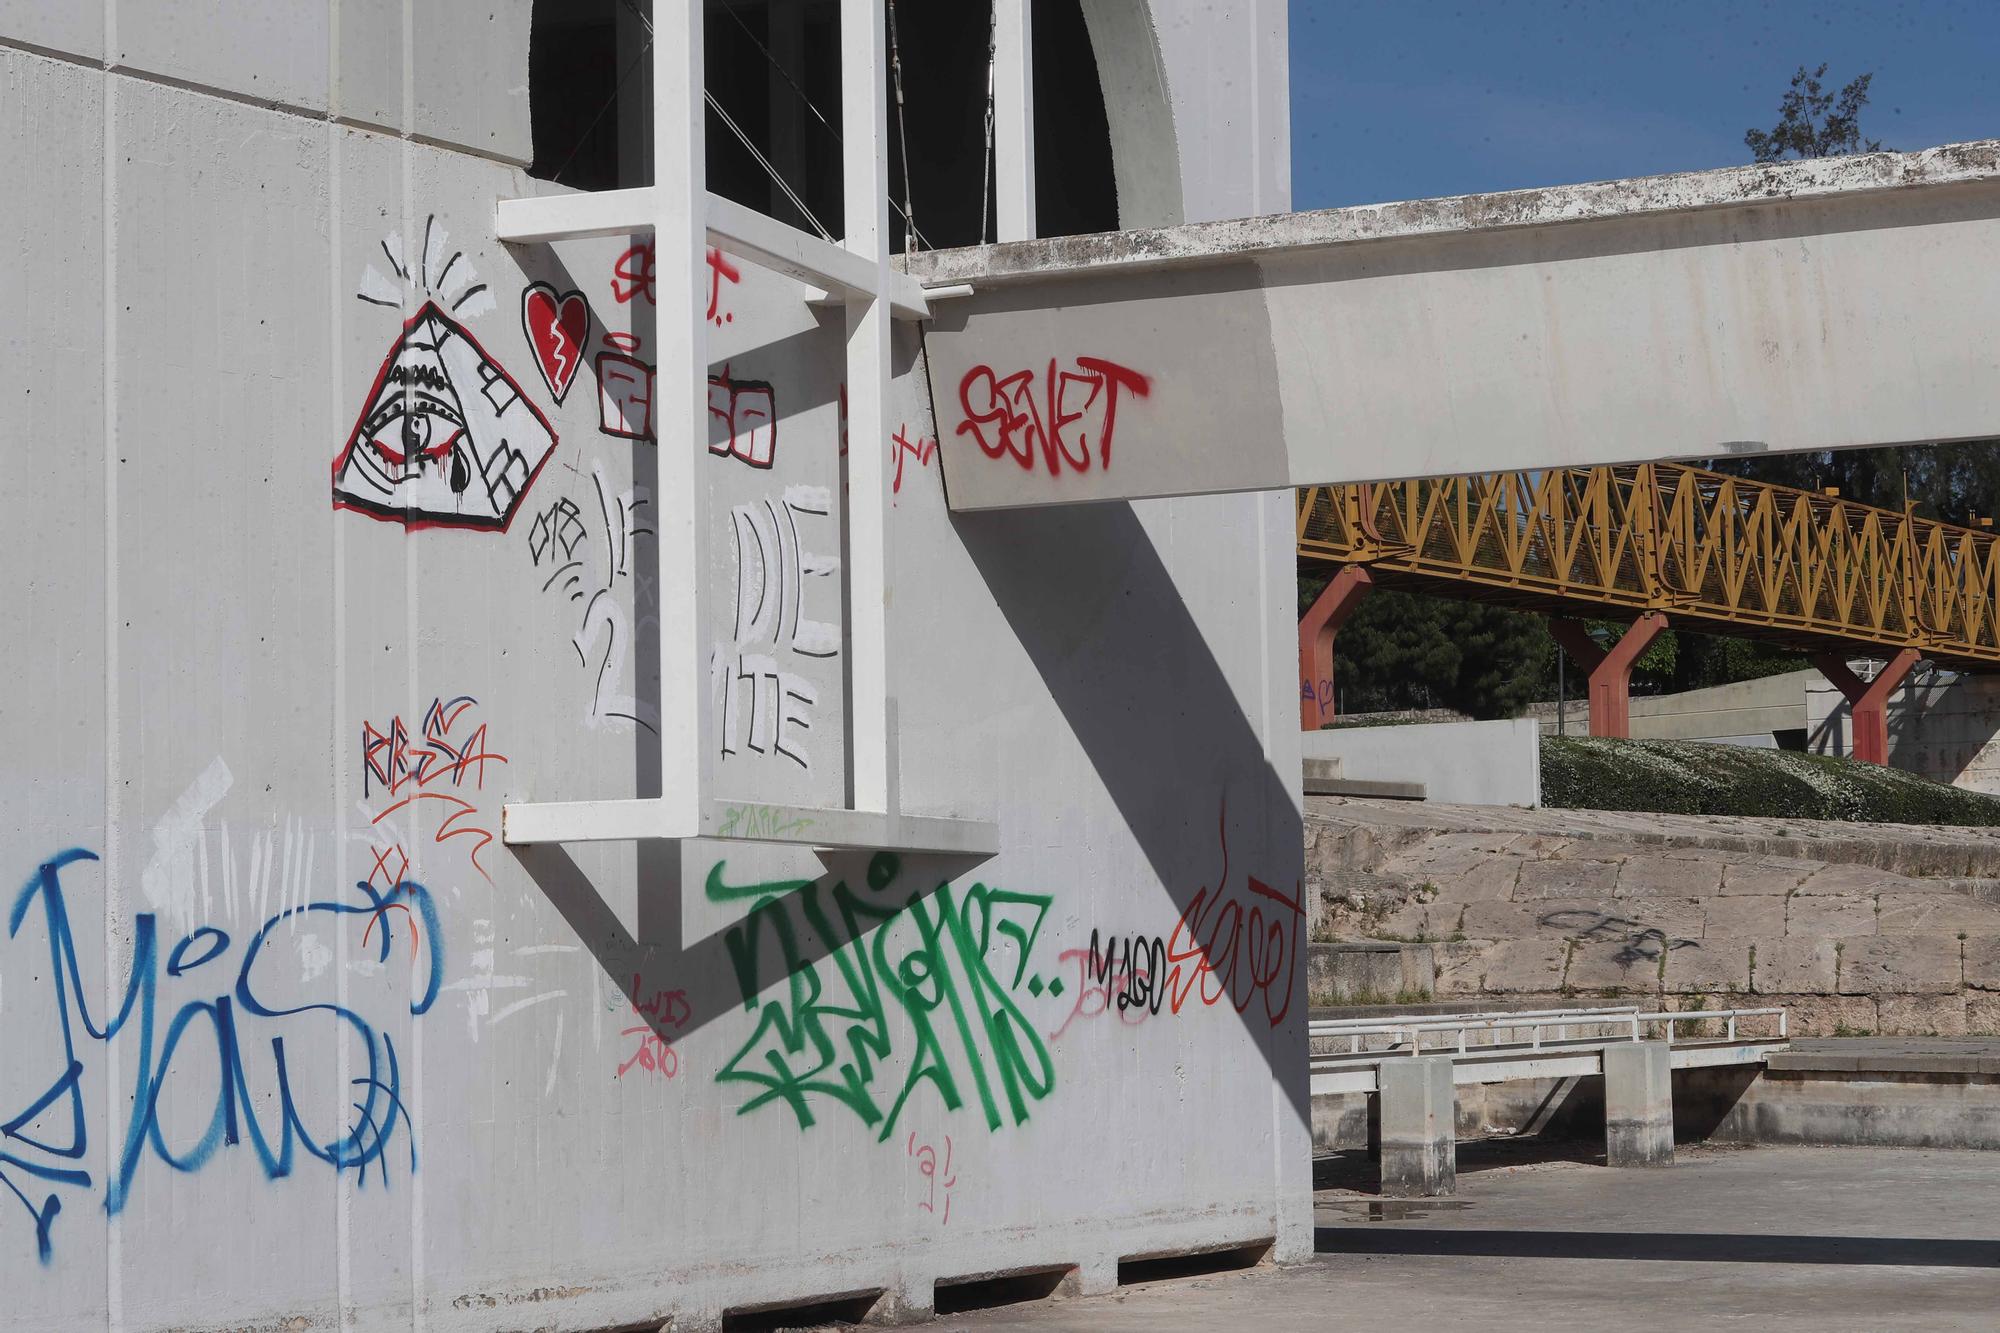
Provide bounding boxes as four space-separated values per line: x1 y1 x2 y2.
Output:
1743 63 1882 162
1314 584 1551 720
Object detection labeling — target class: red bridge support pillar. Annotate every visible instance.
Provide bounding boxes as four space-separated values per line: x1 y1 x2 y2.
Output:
1299 566 1374 730
1812 648 1920 766
1549 612 1670 738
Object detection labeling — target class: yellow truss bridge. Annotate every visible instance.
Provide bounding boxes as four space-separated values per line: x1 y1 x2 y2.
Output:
1294 460 2000 759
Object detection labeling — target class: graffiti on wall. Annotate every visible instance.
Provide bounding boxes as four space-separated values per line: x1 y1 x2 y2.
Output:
708 368 778 469
337 214 557 530
360 694 507 886
526 464 659 732
612 240 742 326
707 853 1058 1141
521 282 592 405
956 357 1151 477
1 848 443 1264
617 974 692 1081
712 487 840 769
906 1132 958 1223
891 425 937 499
595 337 782 469
1059 806 1303 1035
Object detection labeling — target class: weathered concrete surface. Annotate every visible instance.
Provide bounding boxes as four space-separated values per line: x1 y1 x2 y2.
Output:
1603 1042 1674 1167
1306 942 1435 1004
914 140 2000 510
1309 797 2000 1035
948 1147 2000 1332
1377 1058 1456 1198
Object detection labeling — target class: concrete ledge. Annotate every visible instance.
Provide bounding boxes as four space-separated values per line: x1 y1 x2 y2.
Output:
1769 1039 2000 1077
1306 776 1426 800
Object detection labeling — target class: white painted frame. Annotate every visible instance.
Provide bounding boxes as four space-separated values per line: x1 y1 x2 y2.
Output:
495 0 995 856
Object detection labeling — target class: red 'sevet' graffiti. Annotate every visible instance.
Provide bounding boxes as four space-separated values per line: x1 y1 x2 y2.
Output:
618 973 692 1080
360 695 508 885
956 357 1151 476
891 425 937 497
906 1132 958 1223
611 242 741 326
1071 803 1303 1031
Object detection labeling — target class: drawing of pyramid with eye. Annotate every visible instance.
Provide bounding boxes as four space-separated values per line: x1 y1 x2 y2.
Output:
333 301 558 531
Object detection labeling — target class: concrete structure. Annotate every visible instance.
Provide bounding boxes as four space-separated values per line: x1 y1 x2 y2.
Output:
1302 718 1541 808
1810 668 2000 792
1602 1041 1674 1167
1378 1057 1457 1198
1534 670 1818 748
1549 614 1671 743
0 7 1306 1329
913 139 2000 511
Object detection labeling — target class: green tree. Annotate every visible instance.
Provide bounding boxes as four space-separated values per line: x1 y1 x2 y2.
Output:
1743 64 1882 162
1309 584 1551 720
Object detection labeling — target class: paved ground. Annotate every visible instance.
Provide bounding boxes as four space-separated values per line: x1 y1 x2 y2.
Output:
938 1144 2000 1331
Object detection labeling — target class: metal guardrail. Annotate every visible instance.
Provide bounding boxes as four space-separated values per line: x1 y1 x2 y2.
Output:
1308 1005 1789 1063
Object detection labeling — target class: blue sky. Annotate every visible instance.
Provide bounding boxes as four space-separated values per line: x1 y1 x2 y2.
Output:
1290 0 2000 209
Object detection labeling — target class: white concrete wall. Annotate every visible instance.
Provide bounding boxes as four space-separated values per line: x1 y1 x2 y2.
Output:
1302 720 1542 807
0 8 1307 1329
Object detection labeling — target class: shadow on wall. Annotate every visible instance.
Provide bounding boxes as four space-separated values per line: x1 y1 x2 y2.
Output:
508 492 1311 1148
955 498 1310 1129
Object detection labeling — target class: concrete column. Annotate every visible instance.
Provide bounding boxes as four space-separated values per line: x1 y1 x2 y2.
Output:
992 0 1036 240
1813 647 1920 765
1603 1040 1674 1167
1297 565 1374 731
1549 612 1669 738
1378 1056 1456 1198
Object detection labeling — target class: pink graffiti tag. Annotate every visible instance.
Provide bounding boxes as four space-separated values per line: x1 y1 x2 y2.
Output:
956 356 1151 476
617 973 691 1080
890 425 937 497
906 1132 958 1223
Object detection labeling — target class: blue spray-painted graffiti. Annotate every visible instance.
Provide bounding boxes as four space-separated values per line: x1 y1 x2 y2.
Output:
0 848 443 1264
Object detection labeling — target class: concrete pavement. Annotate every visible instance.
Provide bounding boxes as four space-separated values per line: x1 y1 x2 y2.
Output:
937 1145 2000 1331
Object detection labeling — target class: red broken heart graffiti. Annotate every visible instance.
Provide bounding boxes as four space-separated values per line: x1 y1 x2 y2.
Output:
521 282 591 405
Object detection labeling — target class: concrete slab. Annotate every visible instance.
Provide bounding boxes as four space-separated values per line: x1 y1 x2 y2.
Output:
948 1146 2000 1331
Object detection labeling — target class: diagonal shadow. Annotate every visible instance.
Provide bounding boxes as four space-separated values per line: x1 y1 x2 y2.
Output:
953 498 1310 1126
1314 1226 2000 1269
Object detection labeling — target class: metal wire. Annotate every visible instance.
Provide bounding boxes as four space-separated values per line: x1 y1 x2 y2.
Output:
704 89 835 241
613 0 937 250
979 2 997 244
886 0 921 251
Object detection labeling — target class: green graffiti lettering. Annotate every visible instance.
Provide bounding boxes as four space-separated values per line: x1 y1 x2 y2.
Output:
710 858 1055 1140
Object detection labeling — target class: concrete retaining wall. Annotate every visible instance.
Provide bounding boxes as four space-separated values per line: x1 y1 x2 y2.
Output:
1308 798 2000 1036
1302 718 1540 807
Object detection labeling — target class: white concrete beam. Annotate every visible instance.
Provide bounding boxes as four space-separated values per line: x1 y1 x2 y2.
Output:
495 189 932 319
911 140 2000 511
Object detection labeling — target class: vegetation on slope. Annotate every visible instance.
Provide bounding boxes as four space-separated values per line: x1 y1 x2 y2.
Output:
1542 736 2000 827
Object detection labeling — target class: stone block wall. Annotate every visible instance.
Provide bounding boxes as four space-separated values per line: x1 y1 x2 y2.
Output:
1308 799 2000 1036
